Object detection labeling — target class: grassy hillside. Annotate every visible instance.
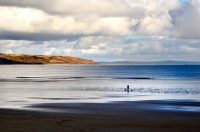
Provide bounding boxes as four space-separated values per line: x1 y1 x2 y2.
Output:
0 53 98 64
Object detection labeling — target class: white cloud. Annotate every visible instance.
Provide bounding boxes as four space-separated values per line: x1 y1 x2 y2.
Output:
138 15 172 35
44 48 56 55
0 6 137 40
180 45 199 53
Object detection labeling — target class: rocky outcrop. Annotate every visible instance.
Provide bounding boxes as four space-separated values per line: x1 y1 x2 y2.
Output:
0 53 99 64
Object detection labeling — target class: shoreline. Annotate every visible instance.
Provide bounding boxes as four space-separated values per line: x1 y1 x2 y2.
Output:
1 101 200 132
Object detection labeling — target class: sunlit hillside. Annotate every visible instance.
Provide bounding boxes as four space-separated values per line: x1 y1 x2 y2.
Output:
0 53 98 64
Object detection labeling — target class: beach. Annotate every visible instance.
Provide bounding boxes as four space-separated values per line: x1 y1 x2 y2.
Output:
0 65 200 131
1 101 200 132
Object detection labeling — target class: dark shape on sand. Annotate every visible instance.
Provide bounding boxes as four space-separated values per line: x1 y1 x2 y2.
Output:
125 85 130 92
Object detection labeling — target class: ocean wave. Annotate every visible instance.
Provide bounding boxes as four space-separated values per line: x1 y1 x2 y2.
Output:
67 87 200 95
16 77 44 79
114 77 153 79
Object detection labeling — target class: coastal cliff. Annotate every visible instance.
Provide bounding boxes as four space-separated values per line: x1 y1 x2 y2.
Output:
0 53 98 64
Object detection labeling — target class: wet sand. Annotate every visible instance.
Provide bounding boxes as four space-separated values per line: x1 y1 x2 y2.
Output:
0 101 200 132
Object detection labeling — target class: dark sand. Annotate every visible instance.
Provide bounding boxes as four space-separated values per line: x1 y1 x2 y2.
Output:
0 101 200 132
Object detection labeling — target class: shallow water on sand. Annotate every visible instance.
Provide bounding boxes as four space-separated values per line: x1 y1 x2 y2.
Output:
0 65 200 113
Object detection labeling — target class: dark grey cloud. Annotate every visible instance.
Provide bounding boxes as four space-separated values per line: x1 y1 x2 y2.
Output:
0 0 144 17
0 31 82 41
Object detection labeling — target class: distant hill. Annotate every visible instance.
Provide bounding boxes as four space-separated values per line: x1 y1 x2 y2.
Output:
0 53 98 65
100 60 200 65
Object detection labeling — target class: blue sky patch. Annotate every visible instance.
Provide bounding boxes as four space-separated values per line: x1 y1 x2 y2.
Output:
179 0 189 2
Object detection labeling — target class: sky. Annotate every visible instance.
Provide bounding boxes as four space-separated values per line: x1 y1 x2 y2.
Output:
0 0 200 62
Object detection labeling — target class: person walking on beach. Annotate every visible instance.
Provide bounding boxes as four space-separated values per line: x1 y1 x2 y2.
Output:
126 85 129 92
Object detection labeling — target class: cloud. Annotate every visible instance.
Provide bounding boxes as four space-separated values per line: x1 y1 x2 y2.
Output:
72 36 200 57
0 0 200 62
0 6 137 40
137 15 172 36
0 0 144 17
1 36 200 61
2 0 199 41
170 0 200 39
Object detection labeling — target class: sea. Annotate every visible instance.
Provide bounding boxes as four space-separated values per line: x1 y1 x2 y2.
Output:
0 64 200 112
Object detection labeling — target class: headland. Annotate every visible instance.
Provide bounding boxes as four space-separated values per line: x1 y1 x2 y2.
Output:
0 53 98 64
